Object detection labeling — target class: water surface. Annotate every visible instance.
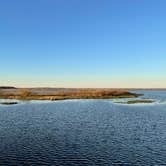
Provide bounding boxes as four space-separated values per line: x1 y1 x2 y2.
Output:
0 90 166 165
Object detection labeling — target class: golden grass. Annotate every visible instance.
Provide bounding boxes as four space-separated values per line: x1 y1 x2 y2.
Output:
0 88 141 101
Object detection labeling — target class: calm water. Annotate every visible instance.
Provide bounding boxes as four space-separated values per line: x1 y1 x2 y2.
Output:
0 91 166 165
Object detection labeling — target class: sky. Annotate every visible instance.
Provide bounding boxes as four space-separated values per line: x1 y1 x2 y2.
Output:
0 0 166 88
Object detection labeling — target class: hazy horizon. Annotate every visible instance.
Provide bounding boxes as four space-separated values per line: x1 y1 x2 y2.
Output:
1 78 166 89
1 0 166 88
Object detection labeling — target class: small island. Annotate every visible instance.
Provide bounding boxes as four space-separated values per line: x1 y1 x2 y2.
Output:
115 99 155 104
0 87 142 101
0 102 18 105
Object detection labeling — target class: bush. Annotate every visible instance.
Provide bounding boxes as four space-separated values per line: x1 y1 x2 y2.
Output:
20 89 32 98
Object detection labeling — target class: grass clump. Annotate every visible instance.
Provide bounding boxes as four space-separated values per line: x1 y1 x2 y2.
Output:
115 99 155 104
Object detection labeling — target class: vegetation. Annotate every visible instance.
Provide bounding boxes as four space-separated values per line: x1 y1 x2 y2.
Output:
19 89 33 99
0 86 16 89
0 88 142 101
115 99 155 104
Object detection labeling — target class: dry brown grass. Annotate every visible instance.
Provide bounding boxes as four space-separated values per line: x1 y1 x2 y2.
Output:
19 89 33 99
0 88 141 100
55 89 133 98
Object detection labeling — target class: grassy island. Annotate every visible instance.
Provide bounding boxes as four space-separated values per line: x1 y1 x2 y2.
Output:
0 88 142 101
115 99 155 104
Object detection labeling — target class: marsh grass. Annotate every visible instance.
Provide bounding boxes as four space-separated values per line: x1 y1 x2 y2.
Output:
115 99 154 104
0 88 142 101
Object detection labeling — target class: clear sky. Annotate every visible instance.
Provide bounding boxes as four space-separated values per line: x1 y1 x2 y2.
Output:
0 0 166 88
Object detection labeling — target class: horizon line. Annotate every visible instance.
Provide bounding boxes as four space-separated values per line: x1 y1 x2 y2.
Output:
1 86 166 90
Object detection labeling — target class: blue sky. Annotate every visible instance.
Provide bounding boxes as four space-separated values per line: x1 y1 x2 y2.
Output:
0 0 166 88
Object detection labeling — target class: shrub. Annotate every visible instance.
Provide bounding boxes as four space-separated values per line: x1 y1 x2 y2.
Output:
20 89 32 98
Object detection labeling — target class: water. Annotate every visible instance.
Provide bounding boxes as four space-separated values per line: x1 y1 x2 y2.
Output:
0 90 166 165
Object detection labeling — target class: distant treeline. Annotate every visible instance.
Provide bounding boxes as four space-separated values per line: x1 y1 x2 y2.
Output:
0 86 16 89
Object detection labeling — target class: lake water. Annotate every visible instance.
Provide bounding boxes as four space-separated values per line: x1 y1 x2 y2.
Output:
0 90 166 165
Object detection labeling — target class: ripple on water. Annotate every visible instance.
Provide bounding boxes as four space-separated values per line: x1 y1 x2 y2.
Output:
0 91 166 165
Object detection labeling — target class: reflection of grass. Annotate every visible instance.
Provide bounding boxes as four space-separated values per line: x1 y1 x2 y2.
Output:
115 100 155 104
